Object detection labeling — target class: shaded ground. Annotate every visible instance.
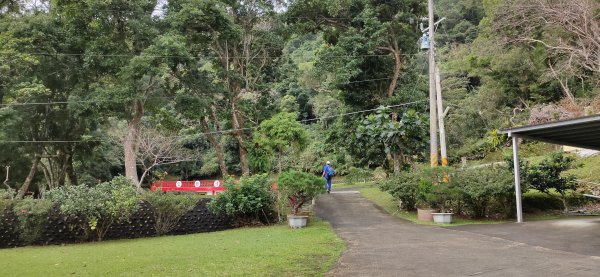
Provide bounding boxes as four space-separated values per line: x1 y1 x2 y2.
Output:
448 217 600 257
316 190 600 276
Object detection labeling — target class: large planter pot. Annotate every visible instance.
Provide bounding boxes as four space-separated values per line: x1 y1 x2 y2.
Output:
432 213 454 224
296 211 311 223
287 215 309 228
417 208 438 222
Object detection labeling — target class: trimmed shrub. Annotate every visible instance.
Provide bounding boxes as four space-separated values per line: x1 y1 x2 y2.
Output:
380 171 421 210
208 174 274 226
13 197 53 244
277 171 325 215
47 176 140 241
144 191 201 235
452 167 514 218
381 166 516 218
425 185 462 213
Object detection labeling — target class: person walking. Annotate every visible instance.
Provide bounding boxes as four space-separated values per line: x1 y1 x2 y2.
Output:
322 161 334 193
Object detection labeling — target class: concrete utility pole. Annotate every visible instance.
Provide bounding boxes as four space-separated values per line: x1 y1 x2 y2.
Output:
435 66 448 167
428 0 439 167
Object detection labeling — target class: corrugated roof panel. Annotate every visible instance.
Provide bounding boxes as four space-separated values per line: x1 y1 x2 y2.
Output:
500 115 600 151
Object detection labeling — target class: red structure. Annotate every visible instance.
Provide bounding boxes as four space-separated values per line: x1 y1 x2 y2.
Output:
150 180 226 195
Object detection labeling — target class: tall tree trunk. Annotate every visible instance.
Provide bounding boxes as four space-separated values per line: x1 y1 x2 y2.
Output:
125 100 143 188
548 61 575 104
231 104 250 175
379 41 403 98
388 47 402 98
66 153 78 186
17 156 41 199
57 150 68 187
392 152 401 175
383 142 393 170
200 117 228 177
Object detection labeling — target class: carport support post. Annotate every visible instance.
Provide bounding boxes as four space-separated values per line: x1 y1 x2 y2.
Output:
511 135 523 223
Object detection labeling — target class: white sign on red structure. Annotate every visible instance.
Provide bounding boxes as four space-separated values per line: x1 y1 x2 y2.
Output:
150 180 226 195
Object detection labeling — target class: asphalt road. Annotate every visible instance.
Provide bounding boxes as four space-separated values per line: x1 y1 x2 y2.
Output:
315 190 600 277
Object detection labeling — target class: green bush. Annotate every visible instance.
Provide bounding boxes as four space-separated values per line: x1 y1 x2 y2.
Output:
277 171 325 215
425 185 462 213
381 166 516 218
452 167 514 218
522 190 563 212
47 176 140 241
380 171 420 210
523 152 580 211
0 189 15 212
144 191 201 235
13 197 53 244
345 167 374 184
208 174 274 226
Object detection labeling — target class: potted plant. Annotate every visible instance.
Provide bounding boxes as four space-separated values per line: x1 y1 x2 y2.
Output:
416 181 437 221
427 185 459 224
416 166 454 222
277 171 325 228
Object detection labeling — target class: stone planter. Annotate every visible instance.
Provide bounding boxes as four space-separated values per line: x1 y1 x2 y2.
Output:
417 208 438 222
287 215 309 228
432 213 454 224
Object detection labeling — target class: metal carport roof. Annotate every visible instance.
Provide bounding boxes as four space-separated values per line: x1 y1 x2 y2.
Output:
498 114 600 223
500 115 600 151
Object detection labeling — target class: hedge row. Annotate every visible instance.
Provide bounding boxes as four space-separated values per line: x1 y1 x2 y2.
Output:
0 198 231 249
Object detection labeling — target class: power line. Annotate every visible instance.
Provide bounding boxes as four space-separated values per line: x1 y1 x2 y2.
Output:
0 76 413 107
0 52 420 59
0 99 427 143
300 100 426 123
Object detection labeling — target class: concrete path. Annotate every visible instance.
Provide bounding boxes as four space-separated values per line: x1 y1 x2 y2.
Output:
315 191 600 277
448 217 600 257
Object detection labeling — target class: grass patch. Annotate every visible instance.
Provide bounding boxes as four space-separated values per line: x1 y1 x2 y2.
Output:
358 186 507 226
331 181 377 190
0 220 345 277
567 154 600 183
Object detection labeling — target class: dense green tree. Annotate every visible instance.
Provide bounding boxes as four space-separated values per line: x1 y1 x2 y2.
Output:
254 112 309 172
288 0 425 110
356 107 428 173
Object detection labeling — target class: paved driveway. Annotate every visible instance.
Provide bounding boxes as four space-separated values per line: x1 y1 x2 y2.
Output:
448 217 600 257
315 191 600 276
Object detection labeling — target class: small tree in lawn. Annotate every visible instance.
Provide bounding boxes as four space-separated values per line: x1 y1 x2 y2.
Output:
254 112 308 173
277 171 325 215
523 152 580 212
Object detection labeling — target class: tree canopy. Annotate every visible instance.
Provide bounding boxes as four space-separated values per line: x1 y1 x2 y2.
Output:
1 0 598 195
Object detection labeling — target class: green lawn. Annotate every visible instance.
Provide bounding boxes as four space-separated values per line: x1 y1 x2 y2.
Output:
0 220 345 277
331 181 377 190
567 154 600 183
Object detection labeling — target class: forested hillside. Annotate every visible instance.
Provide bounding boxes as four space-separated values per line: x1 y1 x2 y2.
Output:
1 0 598 195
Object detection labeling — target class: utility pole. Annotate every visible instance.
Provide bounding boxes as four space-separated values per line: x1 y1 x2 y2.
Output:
435 66 447 167
428 0 439 167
